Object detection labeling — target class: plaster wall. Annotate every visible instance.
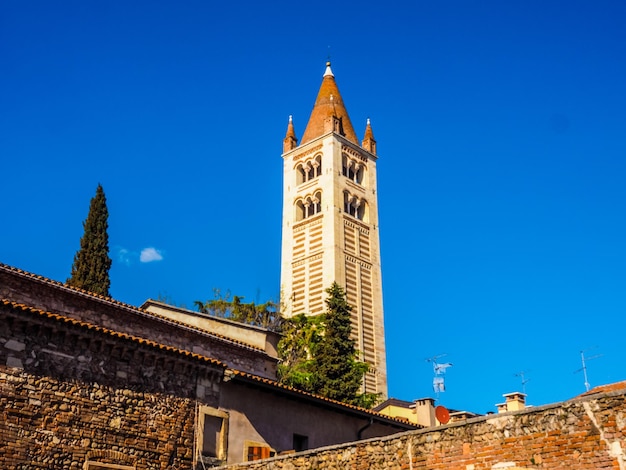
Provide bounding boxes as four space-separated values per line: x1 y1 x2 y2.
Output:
218 380 407 465
142 300 280 357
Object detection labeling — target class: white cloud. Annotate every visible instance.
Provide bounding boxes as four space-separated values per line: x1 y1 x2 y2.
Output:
140 247 163 263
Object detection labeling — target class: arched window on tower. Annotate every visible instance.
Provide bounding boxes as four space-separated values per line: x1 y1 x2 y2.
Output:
356 200 367 221
343 191 355 217
296 164 306 185
343 191 368 222
314 155 322 177
296 154 323 186
342 153 366 186
312 191 322 215
296 200 306 221
295 192 323 221
355 164 364 185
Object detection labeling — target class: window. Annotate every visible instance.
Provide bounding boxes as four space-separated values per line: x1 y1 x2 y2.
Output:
202 415 223 458
343 191 367 221
196 406 228 466
342 154 365 185
295 192 322 221
293 434 309 452
247 446 271 461
244 441 274 462
296 155 322 185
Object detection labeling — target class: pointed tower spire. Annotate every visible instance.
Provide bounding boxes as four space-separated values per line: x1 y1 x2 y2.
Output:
362 118 377 155
283 115 298 152
300 62 359 145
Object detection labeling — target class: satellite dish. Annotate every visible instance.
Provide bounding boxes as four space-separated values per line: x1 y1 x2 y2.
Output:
435 405 450 425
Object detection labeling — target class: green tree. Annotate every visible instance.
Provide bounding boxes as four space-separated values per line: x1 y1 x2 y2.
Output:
277 283 379 408
312 282 376 407
194 290 282 331
277 313 323 392
67 184 112 296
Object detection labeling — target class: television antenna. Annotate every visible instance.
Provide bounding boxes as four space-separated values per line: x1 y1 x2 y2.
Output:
426 354 453 401
514 371 530 394
574 348 602 392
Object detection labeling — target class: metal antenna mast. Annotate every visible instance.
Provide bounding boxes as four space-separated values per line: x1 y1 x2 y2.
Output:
575 348 602 392
426 354 453 402
514 371 530 394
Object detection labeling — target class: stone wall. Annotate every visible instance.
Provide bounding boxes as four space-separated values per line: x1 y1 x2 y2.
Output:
219 388 626 469
0 264 276 378
1 370 196 469
0 299 224 469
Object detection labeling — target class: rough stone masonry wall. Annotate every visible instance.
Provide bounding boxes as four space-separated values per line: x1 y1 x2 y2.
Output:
0 370 197 469
0 301 223 469
220 390 626 470
0 265 275 378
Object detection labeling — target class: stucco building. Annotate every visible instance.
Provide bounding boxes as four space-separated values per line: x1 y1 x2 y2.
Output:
280 62 387 398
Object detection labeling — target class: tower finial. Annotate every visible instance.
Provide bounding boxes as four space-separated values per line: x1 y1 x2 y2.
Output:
362 117 376 155
283 114 298 152
324 61 334 77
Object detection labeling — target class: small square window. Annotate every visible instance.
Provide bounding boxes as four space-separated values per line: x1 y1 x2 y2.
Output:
293 434 309 452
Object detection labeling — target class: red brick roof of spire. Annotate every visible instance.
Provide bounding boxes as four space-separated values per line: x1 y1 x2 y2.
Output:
300 62 359 146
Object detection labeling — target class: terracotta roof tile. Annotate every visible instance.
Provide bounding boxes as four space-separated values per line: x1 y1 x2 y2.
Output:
580 381 626 397
300 62 359 146
1 298 226 368
0 262 267 355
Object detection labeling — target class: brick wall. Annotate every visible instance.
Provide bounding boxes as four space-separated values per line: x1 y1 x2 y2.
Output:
219 388 626 469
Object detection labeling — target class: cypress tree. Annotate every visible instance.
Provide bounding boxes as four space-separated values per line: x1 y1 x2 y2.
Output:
67 184 112 296
313 282 373 406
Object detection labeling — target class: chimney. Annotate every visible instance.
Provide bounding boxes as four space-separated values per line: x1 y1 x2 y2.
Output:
411 398 436 427
496 392 527 413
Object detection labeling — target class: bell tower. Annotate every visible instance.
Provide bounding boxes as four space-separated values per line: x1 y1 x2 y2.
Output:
280 62 387 398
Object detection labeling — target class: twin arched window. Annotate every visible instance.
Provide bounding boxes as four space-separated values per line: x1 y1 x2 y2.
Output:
296 155 322 185
344 191 367 221
296 191 322 221
342 154 365 185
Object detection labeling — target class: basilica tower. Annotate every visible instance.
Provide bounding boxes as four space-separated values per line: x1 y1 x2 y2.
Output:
280 62 387 398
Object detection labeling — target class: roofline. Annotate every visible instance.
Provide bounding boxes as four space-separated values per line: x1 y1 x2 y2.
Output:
0 262 272 357
2 298 227 369
227 370 420 430
281 130 378 161
141 298 280 336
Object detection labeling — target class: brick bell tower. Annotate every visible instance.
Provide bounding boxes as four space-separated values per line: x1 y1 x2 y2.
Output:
280 62 387 398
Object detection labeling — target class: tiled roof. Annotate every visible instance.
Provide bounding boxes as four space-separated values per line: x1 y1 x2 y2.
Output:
300 62 359 146
227 369 419 428
2 296 416 425
581 381 626 397
1 298 226 368
0 262 267 355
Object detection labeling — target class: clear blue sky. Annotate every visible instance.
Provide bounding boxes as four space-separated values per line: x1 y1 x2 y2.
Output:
1 1 625 414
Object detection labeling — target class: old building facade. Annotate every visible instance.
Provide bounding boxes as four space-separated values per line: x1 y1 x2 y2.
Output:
280 62 387 398
0 263 414 469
